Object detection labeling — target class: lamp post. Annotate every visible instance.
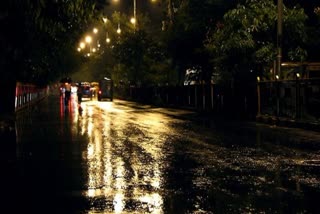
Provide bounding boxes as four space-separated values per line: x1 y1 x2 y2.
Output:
106 32 111 44
85 35 92 54
257 76 261 117
103 17 111 44
274 0 283 118
275 74 280 117
130 0 137 29
295 72 301 119
134 0 136 25
117 23 121 34
113 0 156 29
276 0 283 79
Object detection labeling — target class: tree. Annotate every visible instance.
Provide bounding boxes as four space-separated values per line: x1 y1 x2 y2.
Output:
204 0 308 84
112 29 167 87
161 0 237 85
0 0 107 116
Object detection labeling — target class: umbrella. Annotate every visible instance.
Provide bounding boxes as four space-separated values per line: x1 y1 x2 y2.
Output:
60 77 72 83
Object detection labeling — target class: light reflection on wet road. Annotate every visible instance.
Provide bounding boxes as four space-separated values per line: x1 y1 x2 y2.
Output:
4 94 320 213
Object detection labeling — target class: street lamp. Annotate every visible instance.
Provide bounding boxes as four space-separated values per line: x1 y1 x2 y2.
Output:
116 0 156 29
130 17 136 25
85 35 92 44
117 23 121 34
257 76 261 117
85 35 92 53
79 42 85 50
103 17 108 24
276 0 283 79
106 32 111 43
133 0 136 28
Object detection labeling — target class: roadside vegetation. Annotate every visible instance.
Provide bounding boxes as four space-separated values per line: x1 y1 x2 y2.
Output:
1 0 319 116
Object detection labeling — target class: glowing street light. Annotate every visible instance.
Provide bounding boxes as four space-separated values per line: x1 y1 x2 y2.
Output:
103 17 108 24
116 0 156 29
79 42 85 49
130 17 136 25
117 23 121 34
85 35 92 53
93 28 98 34
133 0 136 28
106 32 111 43
85 35 92 44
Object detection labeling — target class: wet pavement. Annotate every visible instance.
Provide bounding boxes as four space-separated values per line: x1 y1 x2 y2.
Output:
1 93 320 214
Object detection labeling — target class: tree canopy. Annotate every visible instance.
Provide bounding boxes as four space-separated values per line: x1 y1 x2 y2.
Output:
204 0 308 83
1 0 107 85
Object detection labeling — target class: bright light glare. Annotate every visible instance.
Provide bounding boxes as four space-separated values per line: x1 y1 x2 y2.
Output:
257 76 260 82
85 35 92 44
93 28 98 34
130 17 136 25
80 42 85 49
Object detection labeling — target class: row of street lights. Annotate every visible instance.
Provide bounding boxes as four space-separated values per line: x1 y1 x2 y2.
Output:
77 27 100 57
77 0 158 55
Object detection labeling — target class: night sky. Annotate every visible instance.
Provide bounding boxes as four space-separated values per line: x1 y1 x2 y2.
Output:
104 0 164 21
104 0 319 24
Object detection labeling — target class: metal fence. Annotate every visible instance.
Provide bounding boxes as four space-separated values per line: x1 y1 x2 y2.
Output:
15 82 49 111
115 76 320 123
258 78 320 121
115 82 257 118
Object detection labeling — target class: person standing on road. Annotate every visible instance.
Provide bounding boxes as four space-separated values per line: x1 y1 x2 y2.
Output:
77 82 83 105
64 82 71 106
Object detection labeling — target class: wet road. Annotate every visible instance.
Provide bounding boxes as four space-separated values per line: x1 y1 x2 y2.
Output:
2 93 320 213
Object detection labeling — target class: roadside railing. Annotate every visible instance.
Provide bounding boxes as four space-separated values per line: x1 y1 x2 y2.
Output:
258 78 320 120
15 82 49 112
115 82 257 118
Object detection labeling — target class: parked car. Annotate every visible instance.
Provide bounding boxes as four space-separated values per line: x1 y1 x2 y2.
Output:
98 77 113 101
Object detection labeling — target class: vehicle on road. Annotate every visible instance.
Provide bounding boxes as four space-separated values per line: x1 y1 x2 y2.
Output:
79 82 92 100
98 77 113 101
90 82 99 98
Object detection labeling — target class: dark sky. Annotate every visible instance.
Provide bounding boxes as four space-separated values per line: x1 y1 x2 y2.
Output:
275 0 319 24
103 0 319 26
104 0 163 18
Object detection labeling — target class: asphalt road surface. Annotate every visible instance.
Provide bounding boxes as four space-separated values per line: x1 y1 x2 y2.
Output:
1 93 320 214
